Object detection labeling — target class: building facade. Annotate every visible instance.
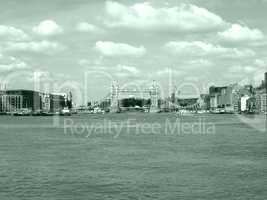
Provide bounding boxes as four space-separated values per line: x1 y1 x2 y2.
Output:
209 85 237 112
240 95 250 112
5 90 41 112
254 72 267 113
0 94 23 112
50 94 66 112
209 84 254 113
40 93 51 112
255 89 267 113
0 89 70 113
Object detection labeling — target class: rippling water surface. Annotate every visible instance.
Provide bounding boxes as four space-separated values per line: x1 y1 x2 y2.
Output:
0 113 266 199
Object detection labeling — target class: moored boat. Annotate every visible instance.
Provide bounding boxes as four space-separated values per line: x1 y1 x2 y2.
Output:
60 107 71 116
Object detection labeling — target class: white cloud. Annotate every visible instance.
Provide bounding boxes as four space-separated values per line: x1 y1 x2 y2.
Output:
254 59 266 67
165 41 255 58
165 41 224 55
104 1 225 32
0 55 31 72
0 25 30 41
5 40 65 53
243 66 257 73
32 20 63 36
156 68 182 76
185 59 214 67
229 65 259 75
78 58 108 69
25 70 72 86
95 41 146 57
218 24 264 42
76 22 103 33
0 61 29 72
117 64 140 74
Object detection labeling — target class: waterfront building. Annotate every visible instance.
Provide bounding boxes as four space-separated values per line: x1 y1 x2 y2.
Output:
209 94 218 110
208 84 253 113
0 94 23 112
52 92 68 104
50 93 66 113
5 90 41 112
265 72 267 112
254 72 267 113
209 86 229 110
0 89 70 113
262 94 267 113
240 95 250 112
40 93 51 112
209 85 235 112
255 90 267 113
50 92 72 109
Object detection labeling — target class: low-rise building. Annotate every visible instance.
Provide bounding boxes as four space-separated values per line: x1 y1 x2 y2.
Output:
40 93 51 112
5 90 41 112
0 89 70 113
50 93 66 113
240 95 250 112
0 94 23 112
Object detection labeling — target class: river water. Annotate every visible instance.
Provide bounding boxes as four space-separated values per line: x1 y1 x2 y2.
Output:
0 113 266 199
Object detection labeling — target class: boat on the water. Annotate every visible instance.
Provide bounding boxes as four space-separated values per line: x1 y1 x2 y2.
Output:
210 108 225 114
60 107 71 116
13 109 31 116
41 112 54 116
32 111 54 116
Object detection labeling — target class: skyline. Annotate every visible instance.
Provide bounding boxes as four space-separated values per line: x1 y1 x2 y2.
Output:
0 0 267 102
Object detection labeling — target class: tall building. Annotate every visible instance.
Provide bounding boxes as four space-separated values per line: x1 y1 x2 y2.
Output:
254 72 267 113
263 72 267 113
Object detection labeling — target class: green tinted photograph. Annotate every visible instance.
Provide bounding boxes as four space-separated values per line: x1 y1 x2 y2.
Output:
0 0 266 199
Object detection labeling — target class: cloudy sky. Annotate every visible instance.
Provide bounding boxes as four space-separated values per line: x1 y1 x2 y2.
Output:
0 0 267 102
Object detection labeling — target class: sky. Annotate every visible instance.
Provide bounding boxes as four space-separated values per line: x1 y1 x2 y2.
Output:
0 0 267 104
